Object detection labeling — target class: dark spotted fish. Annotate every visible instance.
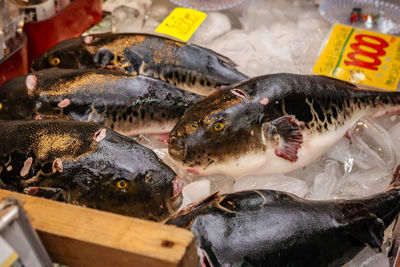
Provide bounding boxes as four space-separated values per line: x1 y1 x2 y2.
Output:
168 73 400 177
0 68 203 136
30 33 248 96
167 166 400 267
0 120 183 221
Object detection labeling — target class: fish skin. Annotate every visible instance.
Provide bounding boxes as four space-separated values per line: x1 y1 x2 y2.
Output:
166 166 400 267
0 120 182 221
30 33 248 96
0 68 203 136
168 73 400 177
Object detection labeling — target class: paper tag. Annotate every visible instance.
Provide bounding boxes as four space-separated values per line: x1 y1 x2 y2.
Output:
155 7 207 42
313 24 400 91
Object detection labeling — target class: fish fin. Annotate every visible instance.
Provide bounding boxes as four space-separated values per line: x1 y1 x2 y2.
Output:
263 116 303 162
33 114 60 120
231 88 248 99
104 65 125 73
347 214 385 252
93 48 115 67
123 49 143 75
191 44 239 68
24 186 67 201
177 192 220 216
314 75 358 89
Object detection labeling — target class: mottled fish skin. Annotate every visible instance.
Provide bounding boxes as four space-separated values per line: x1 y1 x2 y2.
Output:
168 73 400 177
0 120 182 221
0 68 203 135
30 33 248 96
167 167 400 267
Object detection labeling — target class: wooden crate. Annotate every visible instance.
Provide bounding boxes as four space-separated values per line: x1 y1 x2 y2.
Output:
0 189 197 267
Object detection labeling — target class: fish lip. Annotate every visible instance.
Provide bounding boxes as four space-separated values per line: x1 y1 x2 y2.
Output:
168 143 187 161
170 193 183 211
169 176 183 211
172 176 183 198
30 60 40 72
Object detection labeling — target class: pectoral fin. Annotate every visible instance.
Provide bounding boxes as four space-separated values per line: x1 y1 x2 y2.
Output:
123 49 143 75
262 115 303 162
93 48 115 67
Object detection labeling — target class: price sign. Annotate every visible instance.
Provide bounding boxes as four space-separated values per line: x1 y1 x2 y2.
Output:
155 7 207 42
313 24 400 91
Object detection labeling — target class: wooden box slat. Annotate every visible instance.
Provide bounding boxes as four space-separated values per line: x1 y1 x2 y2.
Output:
0 189 197 267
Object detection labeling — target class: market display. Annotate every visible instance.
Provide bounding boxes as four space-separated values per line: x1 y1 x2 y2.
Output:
1 0 400 266
30 33 248 95
0 120 182 221
0 68 203 135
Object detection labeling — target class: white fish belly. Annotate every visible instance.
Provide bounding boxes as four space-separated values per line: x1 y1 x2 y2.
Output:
200 110 369 178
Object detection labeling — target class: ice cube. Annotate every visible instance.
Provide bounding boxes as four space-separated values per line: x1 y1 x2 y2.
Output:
204 174 234 194
149 0 173 22
346 247 389 267
179 190 193 210
208 30 252 53
375 115 400 130
112 5 144 33
287 156 327 186
336 168 391 198
326 138 350 163
348 117 397 171
308 160 340 200
104 0 152 13
389 121 400 159
182 180 211 203
192 12 231 44
233 174 309 197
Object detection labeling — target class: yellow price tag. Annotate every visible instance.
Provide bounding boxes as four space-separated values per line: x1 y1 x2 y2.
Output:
155 7 207 42
313 24 400 91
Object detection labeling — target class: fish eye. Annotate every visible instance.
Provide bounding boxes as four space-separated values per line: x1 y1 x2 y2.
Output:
145 173 153 183
49 57 60 66
117 179 128 190
214 122 224 131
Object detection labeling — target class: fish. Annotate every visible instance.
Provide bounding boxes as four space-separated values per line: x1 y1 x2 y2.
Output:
167 165 400 267
168 73 400 177
0 68 203 136
0 120 183 221
30 33 248 96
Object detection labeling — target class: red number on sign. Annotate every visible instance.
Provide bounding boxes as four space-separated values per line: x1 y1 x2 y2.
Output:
344 34 389 71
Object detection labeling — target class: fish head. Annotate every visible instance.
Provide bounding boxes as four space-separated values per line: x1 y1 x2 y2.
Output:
168 87 264 177
0 75 36 119
74 129 183 221
31 37 92 71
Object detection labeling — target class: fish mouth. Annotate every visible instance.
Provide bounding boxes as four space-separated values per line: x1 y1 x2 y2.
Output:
168 136 187 161
170 176 183 210
31 59 43 72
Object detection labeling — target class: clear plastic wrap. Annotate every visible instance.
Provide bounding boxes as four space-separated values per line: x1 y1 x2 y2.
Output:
319 0 400 34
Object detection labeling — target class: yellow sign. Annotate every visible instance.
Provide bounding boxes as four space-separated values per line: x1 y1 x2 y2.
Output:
155 7 207 42
313 24 400 91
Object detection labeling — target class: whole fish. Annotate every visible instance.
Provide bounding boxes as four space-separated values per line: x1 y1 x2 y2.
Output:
167 166 400 267
0 120 183 221
30 33 248 96
168 73 400 177
0 68 203 136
